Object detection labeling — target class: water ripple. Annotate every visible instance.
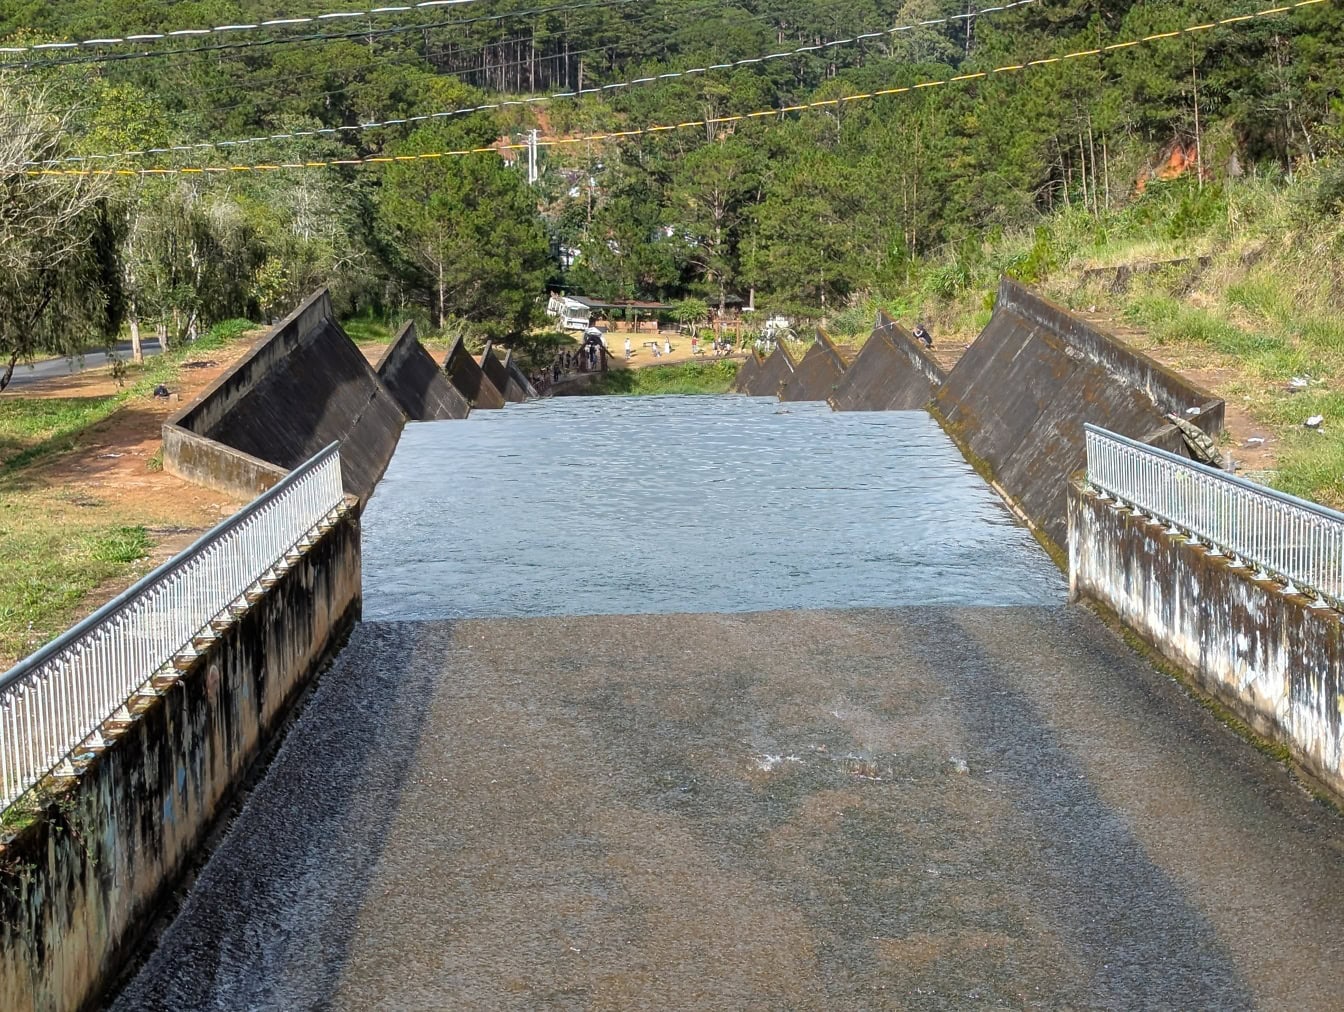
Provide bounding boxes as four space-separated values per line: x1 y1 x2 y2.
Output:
362 396 1064 619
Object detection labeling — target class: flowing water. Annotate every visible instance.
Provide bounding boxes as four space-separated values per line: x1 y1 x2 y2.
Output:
112 394 1344 1011
362 396 1063 619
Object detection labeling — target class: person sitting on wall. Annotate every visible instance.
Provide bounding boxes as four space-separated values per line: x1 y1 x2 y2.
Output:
913 322 934 349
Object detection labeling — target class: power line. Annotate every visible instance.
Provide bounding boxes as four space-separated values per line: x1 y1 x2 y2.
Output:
23 0 1322 178
0 0 640 70
0 0 906 128
0 0 503 53
0 0 727 130
31 0 1042 166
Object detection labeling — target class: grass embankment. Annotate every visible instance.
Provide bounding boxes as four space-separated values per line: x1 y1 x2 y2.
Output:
832 174 1344 509
0 319 258 666
0 506 152 663
588 359 739 396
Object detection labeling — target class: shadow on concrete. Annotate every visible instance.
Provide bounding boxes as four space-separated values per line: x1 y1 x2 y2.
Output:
374 321 469 421
108 621 443 1011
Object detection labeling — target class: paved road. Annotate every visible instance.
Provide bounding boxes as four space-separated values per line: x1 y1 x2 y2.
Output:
115 607 1344 1010
3 340 163 390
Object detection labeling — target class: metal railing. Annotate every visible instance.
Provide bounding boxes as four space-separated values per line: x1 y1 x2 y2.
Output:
0 444 345 812
1084 424 1344 609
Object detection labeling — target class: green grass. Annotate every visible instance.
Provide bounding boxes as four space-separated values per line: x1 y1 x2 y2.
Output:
1275 436 1344 508
587 360 740 396
0 397 122 470
341 312 398 344
0 490 152 665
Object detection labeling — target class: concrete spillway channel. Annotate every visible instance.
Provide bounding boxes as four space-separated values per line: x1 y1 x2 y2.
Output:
114 397 1344 1010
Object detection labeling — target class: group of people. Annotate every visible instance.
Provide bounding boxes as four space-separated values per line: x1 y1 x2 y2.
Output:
628 337 674 359
616 334 736 360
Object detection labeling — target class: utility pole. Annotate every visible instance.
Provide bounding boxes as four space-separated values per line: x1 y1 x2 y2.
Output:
527 129 539 186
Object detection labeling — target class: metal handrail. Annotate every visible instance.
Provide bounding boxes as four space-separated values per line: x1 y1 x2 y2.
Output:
1084 423 1344 609
0 443 346 812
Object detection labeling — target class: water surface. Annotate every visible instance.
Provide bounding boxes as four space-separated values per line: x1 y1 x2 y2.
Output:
363 396 1062 619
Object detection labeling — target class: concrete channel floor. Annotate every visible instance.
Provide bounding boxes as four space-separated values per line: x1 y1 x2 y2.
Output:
115 608 1344 1010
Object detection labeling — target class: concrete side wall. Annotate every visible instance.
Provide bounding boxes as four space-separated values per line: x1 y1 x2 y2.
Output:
743 344 796 398
933 279 1223 552
444 336 505 409
1069 482 1344 799
779 331 848 403
503 351 538 399
161 426 288 499
829 314 945 412
374 322 470 421
165 289 407 503
0 506 362 1012
998 278 1224 432
732 352 763 393
481 343 526 404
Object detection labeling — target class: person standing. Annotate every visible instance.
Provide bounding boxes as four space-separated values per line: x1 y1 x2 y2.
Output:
625 337 632 359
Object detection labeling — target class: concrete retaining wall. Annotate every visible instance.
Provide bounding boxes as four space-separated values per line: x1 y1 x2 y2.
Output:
742 344 795 397
779 330 848 403
830 313 945 412
732 351 763 393
444 336 505 409
0 504 362 1012
374 322 470 421
503 350 538 399
996 279 1223 432
164 290 407 504
933 278 1223 552
1069 481 1344 799
481 343 526 404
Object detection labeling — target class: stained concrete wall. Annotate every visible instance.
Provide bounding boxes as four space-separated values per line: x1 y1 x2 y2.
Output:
994 278 1223 433
164 290 407 504
732 351 763 393
0 503 361 1012
481 343 527 404
444 336 505 409
503 350 538 399
830 313 946 412
374 321 470 421
933 278 1223 551
779 330 849 403
742 343 796 397
1069 481 1344 799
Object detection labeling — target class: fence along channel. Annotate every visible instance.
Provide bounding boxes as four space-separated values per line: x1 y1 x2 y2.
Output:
0 444 346 813
1084 424 1344 610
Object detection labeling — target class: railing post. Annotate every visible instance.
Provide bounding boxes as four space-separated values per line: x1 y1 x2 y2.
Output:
0 444 345 813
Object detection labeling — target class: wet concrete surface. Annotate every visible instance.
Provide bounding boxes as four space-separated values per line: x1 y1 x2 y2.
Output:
114 608 1344 1010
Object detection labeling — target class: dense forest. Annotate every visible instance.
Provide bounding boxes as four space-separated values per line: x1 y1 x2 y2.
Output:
1 0 1342 385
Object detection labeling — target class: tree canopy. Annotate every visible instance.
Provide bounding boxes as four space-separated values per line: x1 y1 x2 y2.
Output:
0 0 1341 364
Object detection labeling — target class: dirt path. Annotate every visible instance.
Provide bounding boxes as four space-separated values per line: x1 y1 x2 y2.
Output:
6 348 255 525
